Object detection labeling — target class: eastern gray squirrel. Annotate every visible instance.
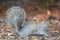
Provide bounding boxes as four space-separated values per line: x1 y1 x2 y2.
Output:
5 6 53 37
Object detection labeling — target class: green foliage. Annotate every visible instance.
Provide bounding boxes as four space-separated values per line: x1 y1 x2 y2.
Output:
38 0 55 9
38 0 55 3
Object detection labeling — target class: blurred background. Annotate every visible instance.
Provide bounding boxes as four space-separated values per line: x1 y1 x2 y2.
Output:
0 0 60 18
